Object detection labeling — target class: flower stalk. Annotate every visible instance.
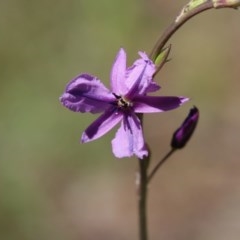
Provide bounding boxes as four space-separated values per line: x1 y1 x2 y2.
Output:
148 149 176 183
150 0 240 62
138 156 149 240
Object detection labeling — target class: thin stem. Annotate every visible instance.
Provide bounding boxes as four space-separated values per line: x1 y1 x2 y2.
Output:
150 0 240 62
148 148 176 183
138 157 149 240
150 1 213 61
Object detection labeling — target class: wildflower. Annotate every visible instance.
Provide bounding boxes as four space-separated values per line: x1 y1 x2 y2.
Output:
171 106 199 149
60 48 188 158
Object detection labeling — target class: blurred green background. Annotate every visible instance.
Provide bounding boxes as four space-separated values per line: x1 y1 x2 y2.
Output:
1 0 240 239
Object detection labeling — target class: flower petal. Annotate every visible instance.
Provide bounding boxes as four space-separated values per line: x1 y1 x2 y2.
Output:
125 52 157 98
111 113 148 159
60 74 115 113
133 96 189 113
137 52 159 93
81 107 122 142
110 48 128 95
145 81 161 93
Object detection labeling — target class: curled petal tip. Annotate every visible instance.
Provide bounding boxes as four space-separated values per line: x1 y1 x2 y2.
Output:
119 47 126 53
180 97 190 104
81 132 89 143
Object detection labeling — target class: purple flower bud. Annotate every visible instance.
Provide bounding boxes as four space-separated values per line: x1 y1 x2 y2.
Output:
171 106 199 149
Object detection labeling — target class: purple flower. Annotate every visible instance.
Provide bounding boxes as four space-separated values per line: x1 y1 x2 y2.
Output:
60 48 188 158
171 106 199 149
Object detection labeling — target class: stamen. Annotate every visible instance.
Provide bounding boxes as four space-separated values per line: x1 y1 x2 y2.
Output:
112 92 121 99
112 93 132 109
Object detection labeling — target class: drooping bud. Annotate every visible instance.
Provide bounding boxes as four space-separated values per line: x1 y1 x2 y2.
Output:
171 106 199 149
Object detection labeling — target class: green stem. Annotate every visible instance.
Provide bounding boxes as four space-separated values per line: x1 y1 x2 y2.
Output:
148 149 176 183
138 156 149 240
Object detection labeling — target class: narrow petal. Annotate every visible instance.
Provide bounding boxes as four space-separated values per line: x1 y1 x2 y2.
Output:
111 113 148 159
110 48 128 95
60 74 115 113
133 96 189 113
81 107 122 142
125 53 157 98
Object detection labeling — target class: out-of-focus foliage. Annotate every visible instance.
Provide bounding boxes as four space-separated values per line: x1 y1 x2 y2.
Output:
1 0 240 240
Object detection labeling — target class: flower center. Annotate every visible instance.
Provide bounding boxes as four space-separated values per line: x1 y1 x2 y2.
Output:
113 93 132 110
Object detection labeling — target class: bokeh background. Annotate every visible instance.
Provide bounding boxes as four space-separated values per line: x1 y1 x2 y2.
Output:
1 0 240 239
